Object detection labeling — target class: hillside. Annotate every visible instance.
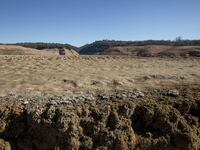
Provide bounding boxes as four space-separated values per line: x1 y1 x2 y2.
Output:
100 45 200 56
79 39 200 55
79 40 122 55
0 45 79 55
14 42 80 52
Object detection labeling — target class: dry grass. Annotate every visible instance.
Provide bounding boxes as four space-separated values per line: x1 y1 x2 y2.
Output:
0 55 200 95
0 45 79 55
101 45 200 56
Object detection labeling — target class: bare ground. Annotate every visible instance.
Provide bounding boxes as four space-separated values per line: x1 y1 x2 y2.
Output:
0 55 200 149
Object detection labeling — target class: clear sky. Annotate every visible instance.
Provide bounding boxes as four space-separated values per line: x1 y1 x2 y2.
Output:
0 0 200 47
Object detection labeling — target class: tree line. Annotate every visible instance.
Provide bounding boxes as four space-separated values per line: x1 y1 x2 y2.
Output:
113 38 200 47
79 38 200 55
14 42 72 50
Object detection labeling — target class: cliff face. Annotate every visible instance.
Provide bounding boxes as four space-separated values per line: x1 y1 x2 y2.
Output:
0 85 200 150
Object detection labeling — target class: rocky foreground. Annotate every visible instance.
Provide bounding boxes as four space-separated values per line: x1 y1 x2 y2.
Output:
0 84 200 150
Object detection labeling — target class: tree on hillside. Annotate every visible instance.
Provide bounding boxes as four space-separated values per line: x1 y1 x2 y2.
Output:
175 36 183 46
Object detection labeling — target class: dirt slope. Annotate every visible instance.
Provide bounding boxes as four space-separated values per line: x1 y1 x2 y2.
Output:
101 45 200 56
0 83 200 149
0 45 79 55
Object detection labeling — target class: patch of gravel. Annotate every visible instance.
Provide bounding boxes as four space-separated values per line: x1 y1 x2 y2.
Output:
0 89 145 104
0 89 179 104
97 89 145 100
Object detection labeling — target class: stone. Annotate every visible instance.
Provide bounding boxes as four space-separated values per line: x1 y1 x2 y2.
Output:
160 90 168 96
98 94 110 100
61 96 71 101
59 101 71 104
161 89 179 97
122 94 127 98
48 101 57 105
137 92 144 98
134 89 145 98
130 95 137 99
167 89 179 97
23 101 29 105
85 95 95 101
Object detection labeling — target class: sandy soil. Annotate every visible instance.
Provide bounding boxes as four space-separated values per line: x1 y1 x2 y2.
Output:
0 55 200 95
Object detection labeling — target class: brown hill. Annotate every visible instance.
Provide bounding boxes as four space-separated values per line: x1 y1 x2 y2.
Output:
100 45 200 56
0 45 79 55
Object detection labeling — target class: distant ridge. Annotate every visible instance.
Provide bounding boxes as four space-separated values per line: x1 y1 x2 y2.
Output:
14 42 80 52
2 39 200 55
78 39 200 55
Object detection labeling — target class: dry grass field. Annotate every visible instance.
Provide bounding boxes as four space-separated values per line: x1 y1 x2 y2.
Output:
0 55 200 95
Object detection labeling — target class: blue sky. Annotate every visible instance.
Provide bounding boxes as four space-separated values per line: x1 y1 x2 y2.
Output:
0 0 199 47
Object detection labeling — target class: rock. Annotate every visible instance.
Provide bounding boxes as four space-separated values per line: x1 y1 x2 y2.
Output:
23 101 29 105
85 94 95 102
134 89 145 98
130 95 137 99
160 90 168 96
122 94 127 98
98 93 110 100
161 89 179 97
167 89 179 97
138 92 144 98
59 101 70 104
61 96 71 101
47 101 57 105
